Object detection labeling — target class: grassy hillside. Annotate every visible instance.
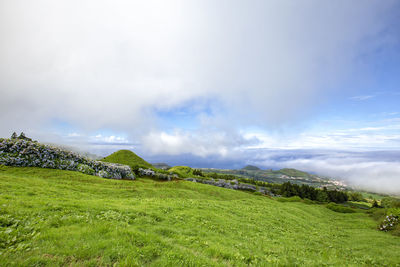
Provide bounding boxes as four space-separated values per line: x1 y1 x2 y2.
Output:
277 168 311 178
201 167 345 189
0 166 399 266
168 166 196 178
102 150 153 169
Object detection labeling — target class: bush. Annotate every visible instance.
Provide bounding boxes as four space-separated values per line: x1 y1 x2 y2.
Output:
0 138 135 180
193 169 204 177
379 214 399 232
326 203 355 213
348 192 365 202
77 164 95 175
381 197 400 208
372 200 380 208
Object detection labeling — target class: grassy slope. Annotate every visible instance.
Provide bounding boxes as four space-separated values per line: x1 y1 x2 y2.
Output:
0 166 399 266
168 166 196 178
101 150 153 169
276 168 311 178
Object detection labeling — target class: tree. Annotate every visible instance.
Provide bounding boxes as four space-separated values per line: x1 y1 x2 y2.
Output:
18 132 32 141
348 192 364 202
193 169 204 177
372 199 380 208
316 190 329 202
18 132 26 139
11 132 18 139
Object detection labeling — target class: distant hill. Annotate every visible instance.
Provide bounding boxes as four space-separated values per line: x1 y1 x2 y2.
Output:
242 165 261 171
201 166 347 190
102 150 153 169
278 168 311 178
152 163 171 170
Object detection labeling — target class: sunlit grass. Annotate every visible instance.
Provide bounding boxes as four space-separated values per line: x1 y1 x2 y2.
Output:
0 166 399 266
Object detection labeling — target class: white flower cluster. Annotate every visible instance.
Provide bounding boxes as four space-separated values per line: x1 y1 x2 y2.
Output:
379 214 399 231
0 138 134 180
138 168 178 181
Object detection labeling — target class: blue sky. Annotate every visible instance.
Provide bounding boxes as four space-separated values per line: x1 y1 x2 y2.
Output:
1 0 400 193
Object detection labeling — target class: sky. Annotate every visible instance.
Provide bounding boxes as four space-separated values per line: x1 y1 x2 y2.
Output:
1 0 400 194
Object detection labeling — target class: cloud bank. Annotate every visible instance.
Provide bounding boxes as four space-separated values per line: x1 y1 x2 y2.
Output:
1 0 398 135
251 150 400 195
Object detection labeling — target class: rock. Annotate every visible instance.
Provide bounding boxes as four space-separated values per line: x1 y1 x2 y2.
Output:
138 168 156 177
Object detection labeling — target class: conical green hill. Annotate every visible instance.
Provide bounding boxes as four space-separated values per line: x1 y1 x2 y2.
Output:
102 150 153 169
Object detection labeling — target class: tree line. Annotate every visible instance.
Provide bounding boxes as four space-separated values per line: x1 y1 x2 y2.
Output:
279 182 348 203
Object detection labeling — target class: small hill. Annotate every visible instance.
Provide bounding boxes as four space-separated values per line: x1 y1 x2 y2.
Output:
242 165 261 171
168 166 195 178
278 168 311 177
102 150 153 169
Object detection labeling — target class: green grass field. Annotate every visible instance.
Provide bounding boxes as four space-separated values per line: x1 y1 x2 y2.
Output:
0 166 399 266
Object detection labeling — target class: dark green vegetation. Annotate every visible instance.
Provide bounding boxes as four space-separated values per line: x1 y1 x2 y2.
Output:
279 182 348 203
10 132 32 142
1 166 399 266
102 150 153 169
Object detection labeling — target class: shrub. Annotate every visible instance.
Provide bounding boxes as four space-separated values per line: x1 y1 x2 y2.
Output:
348 192 365 202
379 214 399 232
77 164 95 175
0 138 135 180
193 169 204 177
372 200 380 208
381 197 400 208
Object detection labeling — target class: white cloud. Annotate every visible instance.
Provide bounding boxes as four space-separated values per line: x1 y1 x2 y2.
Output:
242 130 400 150
349 95 375 101
90 134 129 144
141 129 258 157
0 0 398 136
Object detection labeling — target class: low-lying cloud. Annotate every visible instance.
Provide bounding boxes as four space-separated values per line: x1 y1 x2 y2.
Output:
249 150 400 195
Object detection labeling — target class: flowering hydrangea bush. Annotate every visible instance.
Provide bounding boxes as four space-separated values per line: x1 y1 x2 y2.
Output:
138 168 178 181
0 138 134 180
379 214 399 232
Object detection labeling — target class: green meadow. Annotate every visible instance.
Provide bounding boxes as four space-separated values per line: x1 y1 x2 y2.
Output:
0 166 399 266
